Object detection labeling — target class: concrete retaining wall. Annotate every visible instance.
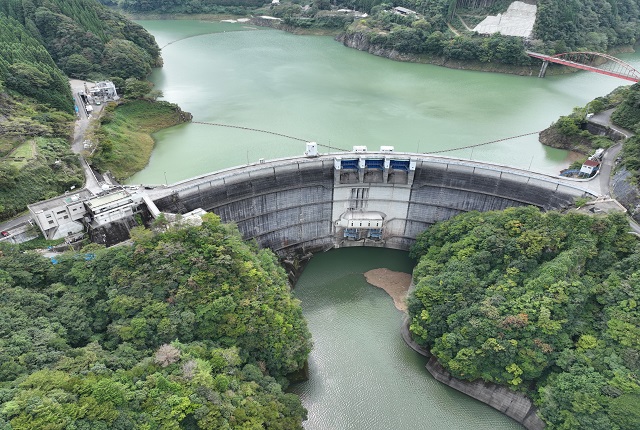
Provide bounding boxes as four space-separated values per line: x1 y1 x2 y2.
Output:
426 357 545 430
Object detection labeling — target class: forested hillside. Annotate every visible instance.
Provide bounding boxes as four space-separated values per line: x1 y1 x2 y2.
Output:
534 0 640 53
0 14 72 112
0 214 311 429
409 207 640 429
99 0 640 65
100 0 264 14
0 0 160 81
0 0 164 220
340 0 640 66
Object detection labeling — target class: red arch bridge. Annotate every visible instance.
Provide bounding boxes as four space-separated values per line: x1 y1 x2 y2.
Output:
527 51 640 82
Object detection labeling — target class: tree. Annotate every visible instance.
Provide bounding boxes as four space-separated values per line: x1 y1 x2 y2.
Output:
102 39 152 79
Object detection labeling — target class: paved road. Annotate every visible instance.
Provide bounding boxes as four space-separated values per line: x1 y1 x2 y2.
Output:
0 80 106 238
590 109 634 139
69 79 104 193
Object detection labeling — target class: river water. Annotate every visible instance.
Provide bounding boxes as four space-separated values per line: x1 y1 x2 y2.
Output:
289 248 522 430
135 20 640 429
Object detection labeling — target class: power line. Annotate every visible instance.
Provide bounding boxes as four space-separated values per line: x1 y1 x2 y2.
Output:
192 121 539 155
426 131 541 154
191 121 350 151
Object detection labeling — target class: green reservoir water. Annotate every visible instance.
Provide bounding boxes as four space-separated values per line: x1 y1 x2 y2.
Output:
290 248 521 430
134 20 640 429
131 20 640 185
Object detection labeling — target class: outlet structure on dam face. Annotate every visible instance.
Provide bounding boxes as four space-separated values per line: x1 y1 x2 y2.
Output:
150 151 596 257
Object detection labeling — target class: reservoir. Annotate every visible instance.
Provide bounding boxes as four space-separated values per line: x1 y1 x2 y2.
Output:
135 20 640 428
131 20 640 185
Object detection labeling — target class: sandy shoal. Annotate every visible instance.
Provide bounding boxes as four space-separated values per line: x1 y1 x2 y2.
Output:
364 268 412 312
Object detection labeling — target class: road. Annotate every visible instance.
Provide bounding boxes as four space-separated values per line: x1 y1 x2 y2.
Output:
0 80 106 241
69 79 104 194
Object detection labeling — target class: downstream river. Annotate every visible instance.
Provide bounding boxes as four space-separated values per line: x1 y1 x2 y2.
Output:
135 20 640 429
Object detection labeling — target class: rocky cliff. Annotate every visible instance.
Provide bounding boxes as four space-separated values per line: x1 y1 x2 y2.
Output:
336 31 539 76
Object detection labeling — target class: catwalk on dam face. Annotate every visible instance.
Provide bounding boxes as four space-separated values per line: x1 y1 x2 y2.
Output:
151 151 594 256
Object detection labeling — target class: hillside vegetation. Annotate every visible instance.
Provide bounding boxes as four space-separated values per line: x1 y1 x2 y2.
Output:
538 83 640 182
0 0 160 82
90 99 193 181
0 214 311 429
409 207 640 429
0 137 83 221
0 0 167 219
108 1 640 67
339 0 640 66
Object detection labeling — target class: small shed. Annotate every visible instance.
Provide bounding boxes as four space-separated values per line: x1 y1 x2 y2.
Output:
580 159 600 177
393 6 417 15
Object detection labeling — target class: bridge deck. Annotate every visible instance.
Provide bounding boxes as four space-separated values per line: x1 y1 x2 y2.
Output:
527 51 640 82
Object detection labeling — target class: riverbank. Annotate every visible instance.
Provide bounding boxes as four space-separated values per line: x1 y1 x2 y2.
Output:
401 319 545 430
337 31 539 76
89 100 192 181
126 12 342 36
366 266 543 429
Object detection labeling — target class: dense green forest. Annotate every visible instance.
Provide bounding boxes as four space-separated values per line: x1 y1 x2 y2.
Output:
0 14 73 112
408 207 640 429
0 214 311 429
0 0 160 82
615 84 640 182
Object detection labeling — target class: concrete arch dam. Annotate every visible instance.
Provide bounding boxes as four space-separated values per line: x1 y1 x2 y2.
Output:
151 153 596 256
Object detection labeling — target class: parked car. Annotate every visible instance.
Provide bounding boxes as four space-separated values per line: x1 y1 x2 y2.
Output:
1 231 9 237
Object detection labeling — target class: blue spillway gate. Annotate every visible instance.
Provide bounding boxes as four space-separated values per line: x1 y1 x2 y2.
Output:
390 160 410 171
365 159 384 169
341 159 359 170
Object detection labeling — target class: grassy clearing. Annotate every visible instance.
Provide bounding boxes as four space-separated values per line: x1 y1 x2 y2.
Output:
90 100 191 180
5 140 35 169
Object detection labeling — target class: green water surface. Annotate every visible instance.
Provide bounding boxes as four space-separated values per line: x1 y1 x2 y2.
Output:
130 20 640 184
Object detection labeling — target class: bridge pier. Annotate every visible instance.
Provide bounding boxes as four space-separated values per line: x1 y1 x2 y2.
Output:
538 60 549 78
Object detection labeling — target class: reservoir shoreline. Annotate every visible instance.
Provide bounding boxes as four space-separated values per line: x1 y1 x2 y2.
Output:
401 319 545 430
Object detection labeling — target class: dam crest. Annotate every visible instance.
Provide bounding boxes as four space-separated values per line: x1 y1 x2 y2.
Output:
148 150 595 255
29 150 597 252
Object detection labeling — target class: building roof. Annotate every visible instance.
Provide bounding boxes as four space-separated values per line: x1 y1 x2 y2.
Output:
343 211 384 221
583 159 600 167
28 189 94 213
393 6 416 14
86 190 131 211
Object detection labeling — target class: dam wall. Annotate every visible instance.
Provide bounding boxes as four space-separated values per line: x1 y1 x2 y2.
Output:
152 152 595 257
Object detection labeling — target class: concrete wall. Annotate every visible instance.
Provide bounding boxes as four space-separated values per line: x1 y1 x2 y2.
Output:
426 357 545 430
153 153 594 257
